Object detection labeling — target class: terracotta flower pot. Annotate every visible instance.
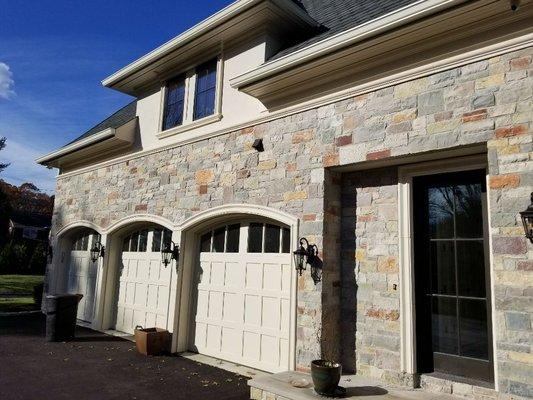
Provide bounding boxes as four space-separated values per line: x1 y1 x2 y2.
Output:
311 359 342 397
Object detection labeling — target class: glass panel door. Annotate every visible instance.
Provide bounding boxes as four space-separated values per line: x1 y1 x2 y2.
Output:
413 169 493 384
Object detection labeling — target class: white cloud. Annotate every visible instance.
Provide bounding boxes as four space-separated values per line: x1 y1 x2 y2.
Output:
0 62 15 99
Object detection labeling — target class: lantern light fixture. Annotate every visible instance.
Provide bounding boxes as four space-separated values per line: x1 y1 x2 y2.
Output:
90 242 105 263
162 241 180 267
293 237 318 276
520 192 533 243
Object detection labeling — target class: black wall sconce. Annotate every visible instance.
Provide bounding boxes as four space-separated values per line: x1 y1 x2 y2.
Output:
293 237 319 276
162 241 180 267
520 192 533 243
90 242 105 263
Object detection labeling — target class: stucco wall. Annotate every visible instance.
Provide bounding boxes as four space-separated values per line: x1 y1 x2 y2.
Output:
52 46 532 397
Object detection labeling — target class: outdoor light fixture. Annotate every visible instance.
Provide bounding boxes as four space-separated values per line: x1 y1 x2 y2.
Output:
520 192 533 243
293 237 319 276
90 242 105 263
161 241 179 267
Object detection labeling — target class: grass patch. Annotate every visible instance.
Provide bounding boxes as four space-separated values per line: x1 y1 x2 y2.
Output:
0 297 39 313
0 275 44 295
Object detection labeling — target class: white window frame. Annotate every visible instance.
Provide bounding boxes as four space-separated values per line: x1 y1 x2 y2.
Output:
157 55 224 139
397 154 497 389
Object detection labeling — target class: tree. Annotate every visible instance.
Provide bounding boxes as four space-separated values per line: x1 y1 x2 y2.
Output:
0 137 9 173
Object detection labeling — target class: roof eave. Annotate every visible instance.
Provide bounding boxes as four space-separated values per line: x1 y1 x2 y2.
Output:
102 0 319 89
230 0 468 90
36 128 116 166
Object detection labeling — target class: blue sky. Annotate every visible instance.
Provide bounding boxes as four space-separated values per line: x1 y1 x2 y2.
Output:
0 0 232 193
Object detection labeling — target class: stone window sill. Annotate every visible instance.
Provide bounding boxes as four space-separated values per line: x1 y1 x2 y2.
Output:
156 113 222 139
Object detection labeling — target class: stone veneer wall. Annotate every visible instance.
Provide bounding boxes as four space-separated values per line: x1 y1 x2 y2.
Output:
52 47 532 397
341 168 402 384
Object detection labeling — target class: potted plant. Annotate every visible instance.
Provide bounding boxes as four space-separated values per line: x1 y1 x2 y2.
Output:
310 325 344 397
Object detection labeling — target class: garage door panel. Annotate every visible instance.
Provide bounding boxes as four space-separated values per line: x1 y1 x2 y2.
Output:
210 261 225 286
281 264 291 293
222 292 242 323
244 294 261 326
208 291 223 320
243 331 260 360
261 335 278 365
281 298 290 333
263 263 282 291
224 262 242 287
206 324 222 350
134 283 146 306
115 229 172 334
245 263 262 289
221 327 241 355
67 250 97 323
262 296 280 330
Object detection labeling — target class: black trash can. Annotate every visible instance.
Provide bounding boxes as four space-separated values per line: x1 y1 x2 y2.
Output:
44 294 83 342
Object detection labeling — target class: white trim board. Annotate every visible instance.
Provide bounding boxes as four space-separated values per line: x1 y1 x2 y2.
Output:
48 34 533 179
397 154 497 389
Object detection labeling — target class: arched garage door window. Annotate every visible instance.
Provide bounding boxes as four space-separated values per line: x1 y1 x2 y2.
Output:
67 229 100 323
199 223 291 254
115 227 173 334
192 221 292 373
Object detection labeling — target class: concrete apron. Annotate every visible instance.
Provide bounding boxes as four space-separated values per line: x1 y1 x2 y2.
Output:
249 371 463 400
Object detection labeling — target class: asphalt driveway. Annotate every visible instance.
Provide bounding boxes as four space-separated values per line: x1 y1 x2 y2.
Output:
0 313 250 400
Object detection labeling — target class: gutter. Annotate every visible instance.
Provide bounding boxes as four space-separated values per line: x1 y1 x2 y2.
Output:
230 0 468 89
36 128 115 165
101 0 319 88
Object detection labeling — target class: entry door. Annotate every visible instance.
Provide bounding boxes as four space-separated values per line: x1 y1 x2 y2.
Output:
67 232 98 322
115 228 173 334
191 222 292 373
413 169 493 383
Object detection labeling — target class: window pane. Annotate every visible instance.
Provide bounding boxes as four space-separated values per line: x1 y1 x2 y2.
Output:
123 235 130 252
213 227 226 253
282 227 291 253
152 229 162 252
130 231 139 252
455 183 483 238
457 240 486 297
459 299 488 359
430 241 456 295
162 229 172 251
226 224 240 253
81 235 89 251
194 59 217 120
428 186 455 238
432 297 458 355
264 224 280 253
248 223 263 253
163 76 186 131
200 232 212 252
138 230 148 252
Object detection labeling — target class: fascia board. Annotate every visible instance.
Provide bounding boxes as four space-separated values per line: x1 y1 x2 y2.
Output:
230 0 468 89
36 128 115 165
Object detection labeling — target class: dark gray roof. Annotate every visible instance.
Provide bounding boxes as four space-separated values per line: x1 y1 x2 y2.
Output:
66 100 137 146
273 0 419 59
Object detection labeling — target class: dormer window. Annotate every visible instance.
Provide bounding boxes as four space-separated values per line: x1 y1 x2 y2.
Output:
193 59 217 120
162 75 186 131
159 57 222 138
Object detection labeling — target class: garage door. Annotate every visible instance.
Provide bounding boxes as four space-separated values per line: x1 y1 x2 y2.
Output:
192 222 292 373
115 228 173 334
67 231 99 323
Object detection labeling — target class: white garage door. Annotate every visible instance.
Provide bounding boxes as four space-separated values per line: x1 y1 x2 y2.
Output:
67 231 99 323
115 228 173 334
192 222 293 373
